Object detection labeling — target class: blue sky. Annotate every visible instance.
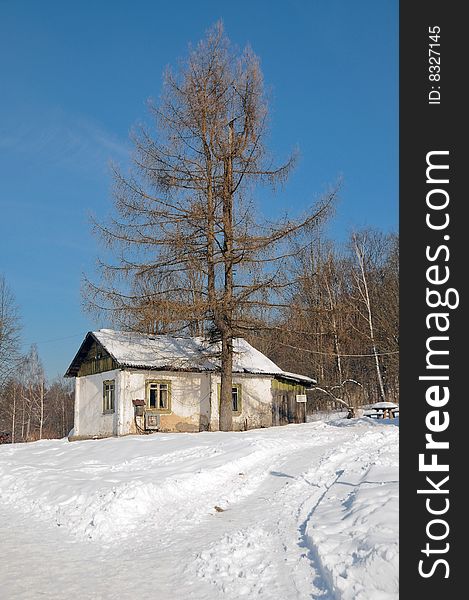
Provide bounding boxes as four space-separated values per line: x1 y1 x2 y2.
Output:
0 0 398 378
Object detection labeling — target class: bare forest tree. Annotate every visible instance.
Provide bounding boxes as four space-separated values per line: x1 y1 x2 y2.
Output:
84 22 336 430
0 274 21 390
46 378 75 439
350 231 387 403
250 229 399 410
1 350 74 443
0 281 77 443
19 345 46 440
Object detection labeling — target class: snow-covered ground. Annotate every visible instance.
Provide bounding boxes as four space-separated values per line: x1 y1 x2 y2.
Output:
0 418 398 600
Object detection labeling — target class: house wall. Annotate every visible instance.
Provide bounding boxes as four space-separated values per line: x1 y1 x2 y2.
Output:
209 374 273 431
73 369 120 439
271 379 307 426
118 370 211 434
73 369 274 438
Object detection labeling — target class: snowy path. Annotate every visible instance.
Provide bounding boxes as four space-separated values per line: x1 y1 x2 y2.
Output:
0 419 398 599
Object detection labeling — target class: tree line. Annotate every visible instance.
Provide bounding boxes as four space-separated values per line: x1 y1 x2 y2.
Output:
247 229 399 410
0 275 74 443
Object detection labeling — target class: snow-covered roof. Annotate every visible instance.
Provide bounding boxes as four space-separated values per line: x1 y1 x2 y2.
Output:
65 329 316 384
276 371 316 385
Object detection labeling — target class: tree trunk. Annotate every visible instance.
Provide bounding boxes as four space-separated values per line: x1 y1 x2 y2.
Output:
62 395 66 438
21 395 25 441
11 383 16 444
325 272 343 384
219 333 233 431
363 287 386 404
218 120 235 431
39 380 44 440
26 383 32 440
355 240 386 403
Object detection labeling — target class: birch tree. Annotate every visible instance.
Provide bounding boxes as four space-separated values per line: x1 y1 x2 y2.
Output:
350 231 386 402
0 275 21 390
20 345 46 440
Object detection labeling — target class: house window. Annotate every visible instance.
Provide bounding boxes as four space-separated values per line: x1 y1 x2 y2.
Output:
103 380 115 413
232 385 241 413
218 383 242 415
146 381 171 412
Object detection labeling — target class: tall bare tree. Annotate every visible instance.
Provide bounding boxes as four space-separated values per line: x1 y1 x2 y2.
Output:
84 23 335 430
350 231 388 402
20 344 46 440
46 378 75 438
0 275 21 390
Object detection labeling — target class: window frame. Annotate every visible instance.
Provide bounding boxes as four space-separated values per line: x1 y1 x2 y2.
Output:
102 380 115 414
145 380 172 413
217 383 242 416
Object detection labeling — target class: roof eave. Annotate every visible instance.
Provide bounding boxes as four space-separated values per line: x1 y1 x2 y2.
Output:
275 372 317 386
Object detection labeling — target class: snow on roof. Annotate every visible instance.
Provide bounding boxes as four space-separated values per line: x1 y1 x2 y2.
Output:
370 402 399 409
93 329 214 372
65 329 316 385
279 371 317 385
68 329 312 382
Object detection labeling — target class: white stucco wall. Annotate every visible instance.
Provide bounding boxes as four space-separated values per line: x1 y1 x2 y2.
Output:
209 374 273 431
74 369 120 438
74 369 274 437
118 370 211 434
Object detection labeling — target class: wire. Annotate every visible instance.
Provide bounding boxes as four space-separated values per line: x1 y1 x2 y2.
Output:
29 330 398 358
28 333 85 345
134 415 151 435
275 340 399 358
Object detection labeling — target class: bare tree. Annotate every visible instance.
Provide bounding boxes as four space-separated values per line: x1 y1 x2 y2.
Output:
20 345 46 440
2 372 74 443
47 378 75 438
251 229 399 409
0 294 75 441
84 22 335 431
0 276 22 440
0 275 21 390
350 231 388 403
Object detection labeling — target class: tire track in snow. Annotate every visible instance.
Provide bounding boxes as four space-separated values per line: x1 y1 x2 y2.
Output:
297 470 345 600
250 425 395 599
291 426 398 600
189 426 374 599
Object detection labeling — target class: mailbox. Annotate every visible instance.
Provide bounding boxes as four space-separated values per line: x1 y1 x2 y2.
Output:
132 399 145 417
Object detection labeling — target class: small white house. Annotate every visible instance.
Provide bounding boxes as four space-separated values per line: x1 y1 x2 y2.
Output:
65 329 316 439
